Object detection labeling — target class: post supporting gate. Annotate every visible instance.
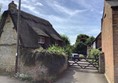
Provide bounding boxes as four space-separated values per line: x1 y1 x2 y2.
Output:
69 53 105 73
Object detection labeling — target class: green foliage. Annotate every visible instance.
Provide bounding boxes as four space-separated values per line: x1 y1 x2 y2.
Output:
61 35 70 46
79 54 85 58
18 73 32 81
73 42 87 55
73 34 89 55
88 48 101 58
35 51 66 75
20 48 67 76
20 48 36 66
47 45 66 55
75 34 89 44
60 35 73 56
73 34 95 56
75 34 94 46
64 45 73 56
86 36 95 46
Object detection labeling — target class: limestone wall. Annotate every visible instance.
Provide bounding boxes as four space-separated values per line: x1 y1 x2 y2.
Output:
0 15 17 72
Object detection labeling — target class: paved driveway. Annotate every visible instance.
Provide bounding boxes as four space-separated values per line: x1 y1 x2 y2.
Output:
55 66 108 83
0 66 108 83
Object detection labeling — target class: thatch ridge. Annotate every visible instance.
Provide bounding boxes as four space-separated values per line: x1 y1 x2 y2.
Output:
0 10 62 48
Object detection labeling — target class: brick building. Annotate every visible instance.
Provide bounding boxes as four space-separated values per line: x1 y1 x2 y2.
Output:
102 0 118 83
91 32 101 49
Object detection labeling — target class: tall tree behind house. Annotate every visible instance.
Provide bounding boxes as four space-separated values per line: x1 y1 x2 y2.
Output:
73 34 95 57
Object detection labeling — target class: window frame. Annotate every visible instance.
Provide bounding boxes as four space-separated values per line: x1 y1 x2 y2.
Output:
38 36 45 44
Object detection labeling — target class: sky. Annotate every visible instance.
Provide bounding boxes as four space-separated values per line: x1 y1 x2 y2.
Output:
0 0 104 45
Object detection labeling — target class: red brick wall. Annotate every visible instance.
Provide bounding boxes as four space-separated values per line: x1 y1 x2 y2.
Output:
96 33 101 48
102 2 114 83
112 7 118 83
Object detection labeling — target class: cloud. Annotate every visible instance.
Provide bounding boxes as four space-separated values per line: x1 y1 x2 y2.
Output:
22 4 35 11
73 0 92 9
0 0 13 11
68 35 77 45
35 2 43 6
22 0 28 3
0 0 103 45
42 0 87 17
54 3 87 16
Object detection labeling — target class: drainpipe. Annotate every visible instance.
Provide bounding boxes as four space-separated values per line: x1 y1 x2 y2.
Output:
15 0 21 73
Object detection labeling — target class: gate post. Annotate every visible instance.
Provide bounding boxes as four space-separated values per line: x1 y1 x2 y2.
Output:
99 52 105 73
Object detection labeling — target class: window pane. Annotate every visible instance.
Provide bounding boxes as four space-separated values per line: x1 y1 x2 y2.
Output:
38 36 45 44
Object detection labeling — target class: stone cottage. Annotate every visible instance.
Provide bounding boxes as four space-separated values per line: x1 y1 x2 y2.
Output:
0 1 63 72
102 0 118 83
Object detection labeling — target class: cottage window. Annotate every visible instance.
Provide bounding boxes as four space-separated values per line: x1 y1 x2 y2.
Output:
38 36 45 44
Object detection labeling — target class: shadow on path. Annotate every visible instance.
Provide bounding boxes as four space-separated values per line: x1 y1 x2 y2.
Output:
55 66 108 83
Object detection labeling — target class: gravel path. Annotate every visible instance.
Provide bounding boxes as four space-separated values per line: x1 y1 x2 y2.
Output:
55 66 108 83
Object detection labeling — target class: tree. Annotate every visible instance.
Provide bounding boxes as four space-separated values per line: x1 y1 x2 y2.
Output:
88 48 101 58
74 42 87 55
61 35 73 56
73 34 94 57
75 34 89 45
86 36 95 46
61 35 70 46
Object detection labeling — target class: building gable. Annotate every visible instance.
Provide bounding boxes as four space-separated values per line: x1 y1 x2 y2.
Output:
0 14 17 72
0 14 17 45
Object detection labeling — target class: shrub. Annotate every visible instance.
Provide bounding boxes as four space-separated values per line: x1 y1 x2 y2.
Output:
64 45 73 56
88 48 101 58
20 47 67 75
79 54 85 58
47 45 66 55
35 51 66 75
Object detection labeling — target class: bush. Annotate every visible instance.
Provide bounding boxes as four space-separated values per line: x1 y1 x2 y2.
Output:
47 45 66 55
79 54 85 58
20 47 68 82
73 42 87 56
48 45 73 57
20 47 67 75
64 45 73 56
88 48 101 58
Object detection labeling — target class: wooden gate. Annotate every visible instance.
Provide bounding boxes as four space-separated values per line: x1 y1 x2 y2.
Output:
69 57 99 70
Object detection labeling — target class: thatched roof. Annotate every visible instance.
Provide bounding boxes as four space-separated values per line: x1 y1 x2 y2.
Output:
0 7 62 48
